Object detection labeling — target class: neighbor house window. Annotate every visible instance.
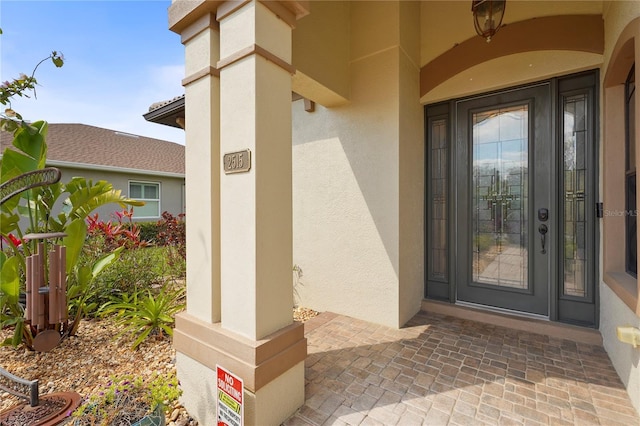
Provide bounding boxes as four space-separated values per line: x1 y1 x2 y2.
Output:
626 64 636 276
129 181 161 219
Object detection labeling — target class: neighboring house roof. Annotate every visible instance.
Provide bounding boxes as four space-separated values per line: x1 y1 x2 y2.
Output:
0 123 185 177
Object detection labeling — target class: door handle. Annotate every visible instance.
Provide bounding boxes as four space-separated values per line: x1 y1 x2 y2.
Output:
538 224 548 254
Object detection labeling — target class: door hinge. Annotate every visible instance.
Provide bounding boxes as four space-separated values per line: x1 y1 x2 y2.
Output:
596 202 603 218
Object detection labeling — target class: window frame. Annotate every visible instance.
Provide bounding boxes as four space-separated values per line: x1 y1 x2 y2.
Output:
602 20 640 315
128 180 162 219
626 64 637 277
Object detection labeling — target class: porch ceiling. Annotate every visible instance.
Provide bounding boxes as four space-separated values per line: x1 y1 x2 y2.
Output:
420 0 604 67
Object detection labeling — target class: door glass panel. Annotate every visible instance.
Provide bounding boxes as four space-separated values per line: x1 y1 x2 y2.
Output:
472 106 529 289
430 118 448 280
563 95 587 297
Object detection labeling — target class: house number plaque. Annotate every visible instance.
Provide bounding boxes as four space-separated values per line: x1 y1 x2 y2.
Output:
223 149 251 174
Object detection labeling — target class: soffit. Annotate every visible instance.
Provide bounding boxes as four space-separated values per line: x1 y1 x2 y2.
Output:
421 0 604 67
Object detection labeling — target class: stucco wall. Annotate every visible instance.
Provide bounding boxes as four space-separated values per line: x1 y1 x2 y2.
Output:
600 283 640 413
600 0 640 414
603 0 640 67
398 1 425 327
292 1 423 328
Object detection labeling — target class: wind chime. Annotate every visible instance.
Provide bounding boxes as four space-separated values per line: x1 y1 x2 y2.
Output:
23 232 68 352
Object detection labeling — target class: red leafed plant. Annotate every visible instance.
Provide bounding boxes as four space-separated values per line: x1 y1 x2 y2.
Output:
86 208 149 252
155 212 186 270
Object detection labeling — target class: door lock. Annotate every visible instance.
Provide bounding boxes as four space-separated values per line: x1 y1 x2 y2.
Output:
538 208 549 222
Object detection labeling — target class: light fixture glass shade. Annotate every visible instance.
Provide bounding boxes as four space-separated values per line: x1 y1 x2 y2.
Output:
472 0 506 42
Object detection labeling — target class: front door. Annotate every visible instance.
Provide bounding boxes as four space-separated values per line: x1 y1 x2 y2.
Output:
456 84 550 315
425 71 598 326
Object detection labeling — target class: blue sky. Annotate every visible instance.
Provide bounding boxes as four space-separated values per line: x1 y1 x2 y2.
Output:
1 0 185 144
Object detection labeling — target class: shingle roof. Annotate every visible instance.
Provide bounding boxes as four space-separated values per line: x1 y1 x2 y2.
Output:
0 123 184 175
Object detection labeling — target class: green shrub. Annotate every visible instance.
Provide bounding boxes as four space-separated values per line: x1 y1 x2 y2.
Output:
68 210 186 319
136 221 160 243
89 247 167 306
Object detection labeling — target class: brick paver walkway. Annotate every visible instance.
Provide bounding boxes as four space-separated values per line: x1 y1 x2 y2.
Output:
284 311 640 426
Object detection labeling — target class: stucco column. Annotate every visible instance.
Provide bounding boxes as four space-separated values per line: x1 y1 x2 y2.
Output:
217 2 304 422
169 1 307 425
172 11 224 425
182 13 221 324
218 1 294 340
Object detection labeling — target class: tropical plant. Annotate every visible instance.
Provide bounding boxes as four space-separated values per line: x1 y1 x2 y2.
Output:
86 207 150 251
99 285 186 350
72 373 181 426
0 122 143 348
66 247 123 337
0 31 64 133
82 211 168 307
0 36 143 348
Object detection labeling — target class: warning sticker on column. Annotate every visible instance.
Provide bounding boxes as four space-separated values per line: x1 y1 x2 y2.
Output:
217 365 244 426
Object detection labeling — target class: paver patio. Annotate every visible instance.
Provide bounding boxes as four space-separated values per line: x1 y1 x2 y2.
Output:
284 311 640 426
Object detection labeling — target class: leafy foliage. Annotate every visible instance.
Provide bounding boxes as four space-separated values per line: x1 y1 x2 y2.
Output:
83 247 167 308
0 122 142 348
0 35 143 348
0 45 64 132
155 211 186 274
66 247 123 337
82 211 176 308
86 208 150 251
99 285 186 350
137 221 160 243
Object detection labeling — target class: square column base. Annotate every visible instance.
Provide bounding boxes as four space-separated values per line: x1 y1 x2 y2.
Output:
177 354 304 425
174 313 307 424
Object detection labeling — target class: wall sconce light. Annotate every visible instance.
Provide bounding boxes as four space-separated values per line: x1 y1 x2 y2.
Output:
617 326 640 348
472 0 506 43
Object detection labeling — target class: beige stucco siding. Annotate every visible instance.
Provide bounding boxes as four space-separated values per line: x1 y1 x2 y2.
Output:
603 0 640 67
292 1 350 103
420 1 603 67
601 0 640 414
398 1 424 327
292 1 424 328
292 49 402 327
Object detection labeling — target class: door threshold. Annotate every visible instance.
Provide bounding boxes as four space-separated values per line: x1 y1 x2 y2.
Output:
421 299 602 346
455 301 550 321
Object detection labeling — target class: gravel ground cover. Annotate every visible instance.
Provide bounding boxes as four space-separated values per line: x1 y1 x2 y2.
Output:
1 307 318 425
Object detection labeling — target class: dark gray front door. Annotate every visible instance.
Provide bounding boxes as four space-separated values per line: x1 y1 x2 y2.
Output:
425 71 598 326
455 84 551 315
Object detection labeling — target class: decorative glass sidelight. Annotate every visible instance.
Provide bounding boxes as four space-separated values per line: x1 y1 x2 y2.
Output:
430 118 448 281
563 95 588 297
472 105 529 289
